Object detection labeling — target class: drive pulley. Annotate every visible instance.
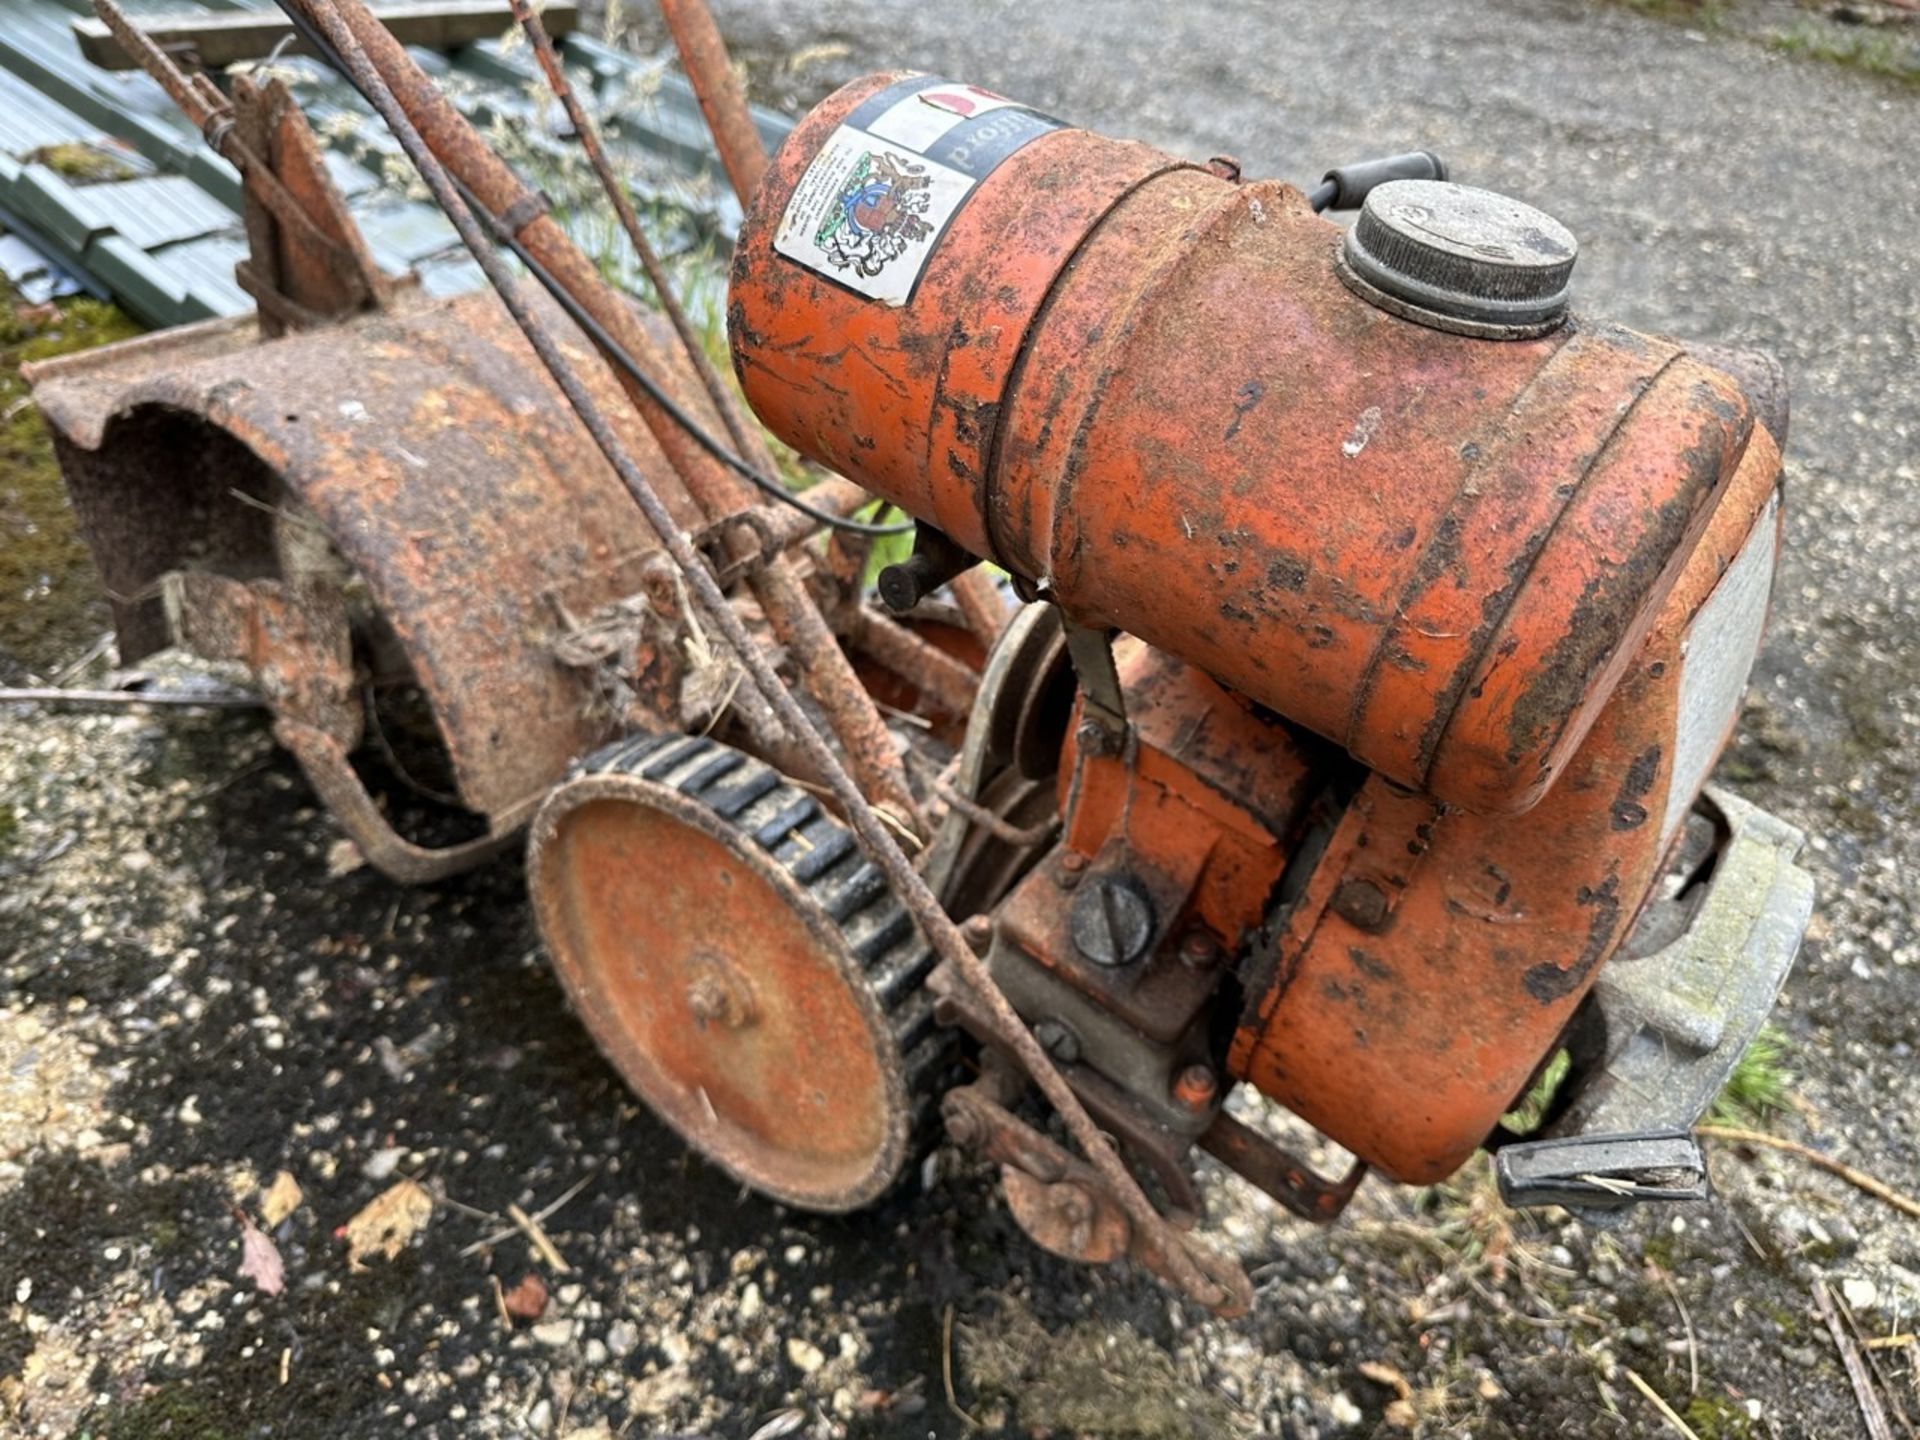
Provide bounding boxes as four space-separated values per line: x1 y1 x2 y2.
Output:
527 732 945 1211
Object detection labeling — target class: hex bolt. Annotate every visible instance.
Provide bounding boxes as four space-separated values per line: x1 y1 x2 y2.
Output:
1051 1182 1094 1227
1330 877 1390 931
685 956 755 1029
943 1102 979 1149
1057 850 1088 891
1172 1063 1219 1111
961 914 994 955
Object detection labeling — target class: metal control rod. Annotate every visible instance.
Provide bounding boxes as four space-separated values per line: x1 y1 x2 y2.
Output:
656 0 767 205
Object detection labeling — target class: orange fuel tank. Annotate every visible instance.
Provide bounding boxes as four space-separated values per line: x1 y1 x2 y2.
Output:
728 72 1759 816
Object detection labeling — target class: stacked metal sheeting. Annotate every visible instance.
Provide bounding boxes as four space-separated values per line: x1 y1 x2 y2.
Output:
0 0 792 326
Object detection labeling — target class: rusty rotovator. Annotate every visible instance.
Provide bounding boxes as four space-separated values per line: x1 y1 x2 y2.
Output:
30 0 1814 1312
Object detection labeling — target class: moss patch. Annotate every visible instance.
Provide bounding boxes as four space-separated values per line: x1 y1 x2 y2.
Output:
23 144 140 185
1767 20 1920 86
0 289 143 680
1683 1388 1759 1438
85 1386 242 1440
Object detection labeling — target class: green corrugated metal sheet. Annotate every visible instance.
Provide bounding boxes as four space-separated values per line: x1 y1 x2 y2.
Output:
0 0 793 327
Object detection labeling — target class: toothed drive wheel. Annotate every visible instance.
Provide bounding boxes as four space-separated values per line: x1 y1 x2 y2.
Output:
527 733 944 1211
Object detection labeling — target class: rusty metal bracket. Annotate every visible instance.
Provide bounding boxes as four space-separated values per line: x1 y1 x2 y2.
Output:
94 0 380 305
1062 620 1128 752
161 570 361 749
160 569 516 883
1198 1110 1367 1223
942 1062 1253 1315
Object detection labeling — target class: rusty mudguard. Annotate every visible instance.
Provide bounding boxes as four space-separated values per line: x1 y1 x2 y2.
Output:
26 286 716 875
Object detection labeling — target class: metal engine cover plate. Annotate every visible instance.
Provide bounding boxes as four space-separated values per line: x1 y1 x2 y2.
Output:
527 732 941 1212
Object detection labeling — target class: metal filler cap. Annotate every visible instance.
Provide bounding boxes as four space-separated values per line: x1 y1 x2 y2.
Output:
1337 179 1578 339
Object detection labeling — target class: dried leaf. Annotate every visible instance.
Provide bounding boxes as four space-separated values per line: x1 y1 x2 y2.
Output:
325 837 367 878
500 1271 549 1321
1358 1360 1412 1402
343 1178 432 1270
260 1170 304 1227
746 1409 808 1440
238 1217 285 1296
1384 1399 1419 1429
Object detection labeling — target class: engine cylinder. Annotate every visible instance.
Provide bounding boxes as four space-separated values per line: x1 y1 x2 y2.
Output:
729 73 1759 815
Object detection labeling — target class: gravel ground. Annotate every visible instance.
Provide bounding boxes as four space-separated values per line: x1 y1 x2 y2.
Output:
4 2 1919 1437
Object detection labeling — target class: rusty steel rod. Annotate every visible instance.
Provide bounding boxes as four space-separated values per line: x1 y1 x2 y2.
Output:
298 0 1238 1311
508 0 765 465
317 0 922 831
845 608 979 719
950 568 1011 649
657 0 766 206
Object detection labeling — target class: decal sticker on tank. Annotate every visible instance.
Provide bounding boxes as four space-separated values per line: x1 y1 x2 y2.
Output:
774 76 1065 306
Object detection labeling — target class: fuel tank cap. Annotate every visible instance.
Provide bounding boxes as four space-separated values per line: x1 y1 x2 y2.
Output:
1337 179 1577 339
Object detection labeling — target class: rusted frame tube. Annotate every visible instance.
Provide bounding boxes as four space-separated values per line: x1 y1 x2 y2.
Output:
322 0 921 831
299 0 1236 1311
950 568 1010 649
844 607 979 719
656 0 767 206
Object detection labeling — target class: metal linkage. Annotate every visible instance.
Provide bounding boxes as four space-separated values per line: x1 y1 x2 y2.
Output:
288 0 1244 1313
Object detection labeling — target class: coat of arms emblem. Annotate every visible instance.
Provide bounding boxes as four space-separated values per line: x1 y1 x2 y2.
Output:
813 149 936 280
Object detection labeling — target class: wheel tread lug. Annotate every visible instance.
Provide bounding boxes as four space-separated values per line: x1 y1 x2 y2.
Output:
706 768 780 818
680 751 748 794
790 826 856 883
753 796 818 849
823 863 887 921
638 734 711 780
